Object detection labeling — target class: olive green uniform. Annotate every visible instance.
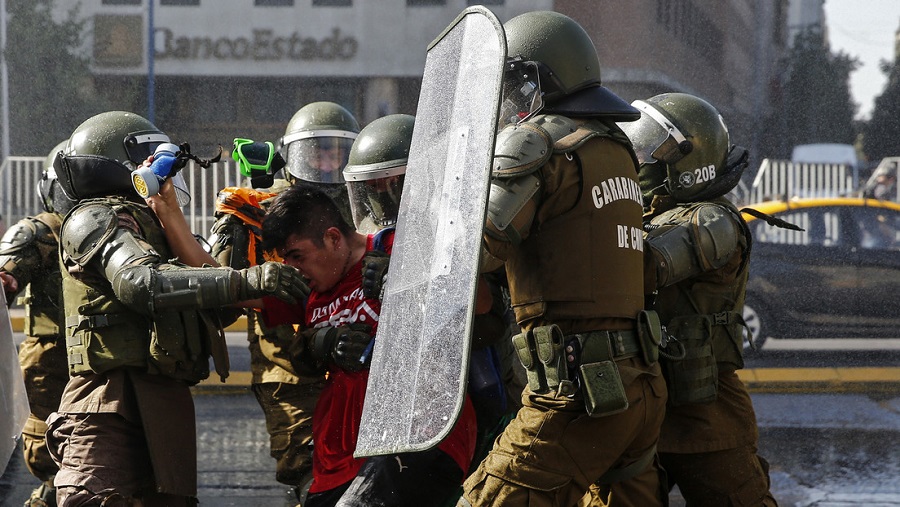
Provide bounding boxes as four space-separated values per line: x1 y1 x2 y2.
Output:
48 197 231 505
461 119 667 507
606 196 776 506
0 212 67 494
209 182 323 487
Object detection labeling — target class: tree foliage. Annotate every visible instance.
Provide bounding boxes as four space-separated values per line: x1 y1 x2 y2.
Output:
4 0 108 156
862 46 900 161
779 27 857 155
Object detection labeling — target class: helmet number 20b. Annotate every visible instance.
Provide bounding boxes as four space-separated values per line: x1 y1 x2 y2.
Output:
684 165 717 188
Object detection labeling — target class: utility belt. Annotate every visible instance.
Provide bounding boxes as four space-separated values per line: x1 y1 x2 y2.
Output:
658 310 746 407
512 310 662 418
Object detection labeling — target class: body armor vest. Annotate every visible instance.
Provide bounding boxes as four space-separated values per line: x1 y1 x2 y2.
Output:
63 198 212 383
506 121 645 328
646 198 751 404
22 213 64 338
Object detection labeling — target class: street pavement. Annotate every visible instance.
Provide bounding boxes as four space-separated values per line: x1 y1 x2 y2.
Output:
3 316 900 506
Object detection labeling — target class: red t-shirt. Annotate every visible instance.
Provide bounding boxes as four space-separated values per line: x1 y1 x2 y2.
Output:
265 231 477 493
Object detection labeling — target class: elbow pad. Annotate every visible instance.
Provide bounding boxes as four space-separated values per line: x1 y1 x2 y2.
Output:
113 264 241 315
646 204 741 287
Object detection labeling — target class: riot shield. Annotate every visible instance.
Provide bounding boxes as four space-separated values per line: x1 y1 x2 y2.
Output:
0 290 30 475
355 6 505 457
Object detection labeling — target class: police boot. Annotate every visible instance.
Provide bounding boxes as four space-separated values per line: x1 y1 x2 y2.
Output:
24 482 56 507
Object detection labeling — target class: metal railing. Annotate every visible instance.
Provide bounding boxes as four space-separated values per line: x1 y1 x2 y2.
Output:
0 156 247 237
746 159 856 204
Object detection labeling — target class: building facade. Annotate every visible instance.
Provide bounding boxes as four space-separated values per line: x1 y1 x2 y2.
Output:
53 0 790 163
65 0 550 153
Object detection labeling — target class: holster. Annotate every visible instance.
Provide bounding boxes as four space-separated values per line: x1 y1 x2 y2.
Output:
636 309 662 365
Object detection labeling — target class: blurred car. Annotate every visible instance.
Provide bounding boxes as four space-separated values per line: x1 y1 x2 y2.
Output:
741 197 900 350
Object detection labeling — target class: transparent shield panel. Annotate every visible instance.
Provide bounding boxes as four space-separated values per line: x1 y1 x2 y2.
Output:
356 7 505 457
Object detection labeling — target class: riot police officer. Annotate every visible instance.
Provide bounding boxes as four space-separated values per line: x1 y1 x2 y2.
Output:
0 141 69 507
460 11 667 507
609 93 778 506
45 110 308 506
207 101 360 496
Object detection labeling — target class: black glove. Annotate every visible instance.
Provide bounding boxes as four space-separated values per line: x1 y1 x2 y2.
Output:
239 261 310 303
332 324 375 372
361 250 390 300
305 323 375 372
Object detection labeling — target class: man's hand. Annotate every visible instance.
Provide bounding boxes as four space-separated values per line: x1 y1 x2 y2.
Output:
0 272 18 296
239 262 310 303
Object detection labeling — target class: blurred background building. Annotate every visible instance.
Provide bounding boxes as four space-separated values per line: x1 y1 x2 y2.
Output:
49 0 795 158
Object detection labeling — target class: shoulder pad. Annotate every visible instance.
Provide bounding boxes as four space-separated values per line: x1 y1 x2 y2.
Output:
0 219 37 254
536 116 629 154
60 202 119 265
492 121 553 178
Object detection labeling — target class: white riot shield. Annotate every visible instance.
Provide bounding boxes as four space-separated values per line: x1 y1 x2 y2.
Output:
0 290 29 475
355 6 505 457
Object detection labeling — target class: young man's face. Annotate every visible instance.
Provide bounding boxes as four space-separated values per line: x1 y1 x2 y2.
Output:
278 228 349 293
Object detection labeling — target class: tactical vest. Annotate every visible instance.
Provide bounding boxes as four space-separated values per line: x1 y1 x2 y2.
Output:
646 198 751 405
506 117 645 327
63 197 213 383
18 213 64 338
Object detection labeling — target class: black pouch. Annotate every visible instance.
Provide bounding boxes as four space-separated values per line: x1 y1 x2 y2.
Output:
579 360 629 417
661 315 718 406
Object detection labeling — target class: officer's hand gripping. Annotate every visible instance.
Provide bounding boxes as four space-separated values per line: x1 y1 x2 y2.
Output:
361 250 390 300
332 324 375 372
239 261 310 303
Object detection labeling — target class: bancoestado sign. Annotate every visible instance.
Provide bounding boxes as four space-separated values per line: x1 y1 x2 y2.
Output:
154 27 358 61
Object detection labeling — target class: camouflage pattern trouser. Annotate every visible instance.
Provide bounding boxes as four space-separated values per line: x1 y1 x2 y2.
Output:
18 334 69 483
460 357 667 507
251 378 325 485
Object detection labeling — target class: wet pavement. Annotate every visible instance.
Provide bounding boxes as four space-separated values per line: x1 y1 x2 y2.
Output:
2 390 899 506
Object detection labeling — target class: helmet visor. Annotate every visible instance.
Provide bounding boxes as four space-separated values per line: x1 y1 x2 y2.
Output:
123 131 171 165
347 173 405 230
283 135 356 184
619 100 690 165
498 60 544 129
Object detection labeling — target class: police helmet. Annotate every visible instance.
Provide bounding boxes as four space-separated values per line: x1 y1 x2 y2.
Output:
37 140 76 214
499 11 639 124
343 114 413 229
618 93 735 203
55 111 190 205
280 102 360 186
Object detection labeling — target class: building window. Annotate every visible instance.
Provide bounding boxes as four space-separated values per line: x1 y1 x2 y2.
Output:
161 0 199 4
102 0 141 5
468 0 502 4
407 0 445 6
314 0 351 5
255 0 293 5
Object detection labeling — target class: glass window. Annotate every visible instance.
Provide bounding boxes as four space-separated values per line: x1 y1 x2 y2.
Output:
314 0 351 5
854 208 900 251
255 0 293 6
407 0 445 6
102 0 141 4
161 0 199 4
468 0 502 4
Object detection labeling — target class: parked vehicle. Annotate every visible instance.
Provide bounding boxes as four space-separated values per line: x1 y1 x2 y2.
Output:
742 197 900 350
